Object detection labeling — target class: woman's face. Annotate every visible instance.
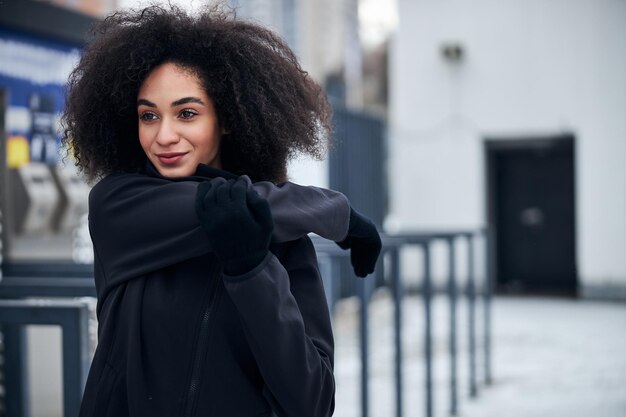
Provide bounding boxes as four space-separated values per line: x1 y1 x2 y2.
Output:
137 62 222 178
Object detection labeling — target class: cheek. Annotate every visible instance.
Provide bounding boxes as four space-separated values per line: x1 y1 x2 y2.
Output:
138 125 155 153
194 124 221 153
199 138 220 157
138 129 149 151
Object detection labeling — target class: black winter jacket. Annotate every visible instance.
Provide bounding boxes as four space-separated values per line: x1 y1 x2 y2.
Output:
80 164 349 417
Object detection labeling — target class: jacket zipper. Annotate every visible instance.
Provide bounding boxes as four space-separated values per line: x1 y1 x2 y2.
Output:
183 271 221 417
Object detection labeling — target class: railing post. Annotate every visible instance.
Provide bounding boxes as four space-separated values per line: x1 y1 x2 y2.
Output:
422 242 433 417
390 246 403 417
358 273 370 417
484 228 493 385
61 305 91 417
447 237 458 415
3 325 30 417
467 234 478 398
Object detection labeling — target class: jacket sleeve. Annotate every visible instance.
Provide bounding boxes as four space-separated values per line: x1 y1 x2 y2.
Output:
222 236 335 417
88 173 349 286
247 178 349 242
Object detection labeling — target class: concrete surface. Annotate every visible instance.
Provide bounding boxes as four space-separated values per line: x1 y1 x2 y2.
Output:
332 291 626 417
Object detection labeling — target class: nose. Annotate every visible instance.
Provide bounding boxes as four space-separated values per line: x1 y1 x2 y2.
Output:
155 119 180 147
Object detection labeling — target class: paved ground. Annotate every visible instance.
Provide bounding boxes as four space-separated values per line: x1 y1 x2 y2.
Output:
332 291 626 417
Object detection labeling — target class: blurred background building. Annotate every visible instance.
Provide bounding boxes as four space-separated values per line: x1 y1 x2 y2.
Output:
34 0 118 17
0 2 110 416
389 0 626 300
0 1 104 265
208 0 626 302
224 0 391 113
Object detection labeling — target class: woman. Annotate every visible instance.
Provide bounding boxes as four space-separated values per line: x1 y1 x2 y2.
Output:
62 5 381 417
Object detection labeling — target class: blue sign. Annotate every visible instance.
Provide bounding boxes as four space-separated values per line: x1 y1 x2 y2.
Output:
0 27 82 165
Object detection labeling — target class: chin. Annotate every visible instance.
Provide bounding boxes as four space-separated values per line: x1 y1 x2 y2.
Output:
156 165 195 178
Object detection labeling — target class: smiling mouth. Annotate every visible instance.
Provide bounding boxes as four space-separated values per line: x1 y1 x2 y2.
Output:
156 152 188 164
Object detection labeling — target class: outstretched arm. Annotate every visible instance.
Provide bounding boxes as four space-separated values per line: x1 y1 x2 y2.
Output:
197 176 382 278
89 173 380 289
197 175 350 243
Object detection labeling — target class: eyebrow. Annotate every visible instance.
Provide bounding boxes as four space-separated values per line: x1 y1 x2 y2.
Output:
137 97 205 108
172 97 205 107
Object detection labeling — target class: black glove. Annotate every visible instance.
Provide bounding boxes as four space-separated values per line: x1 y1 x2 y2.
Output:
195 178 274 276
336 208 382 278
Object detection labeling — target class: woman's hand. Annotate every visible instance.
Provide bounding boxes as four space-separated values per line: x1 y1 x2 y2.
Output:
195 178 274 276
336 208 382 277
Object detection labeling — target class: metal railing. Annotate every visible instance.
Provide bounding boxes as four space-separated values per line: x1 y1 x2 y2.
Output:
0 299 92 417
313 229 493 417
0 263 95 417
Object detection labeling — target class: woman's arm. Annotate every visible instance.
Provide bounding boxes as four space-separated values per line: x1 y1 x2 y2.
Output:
222 237 335 417
89 174 208 286
199 177 381 277
244 178 349 242
90 173 380 288
88 173 349 285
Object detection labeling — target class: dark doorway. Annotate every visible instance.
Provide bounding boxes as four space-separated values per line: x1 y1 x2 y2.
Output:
486 135 577 296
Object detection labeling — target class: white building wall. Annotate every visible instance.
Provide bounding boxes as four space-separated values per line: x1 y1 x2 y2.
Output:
390 0 626 293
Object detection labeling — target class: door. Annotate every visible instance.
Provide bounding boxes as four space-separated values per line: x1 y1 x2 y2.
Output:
487 135 577 295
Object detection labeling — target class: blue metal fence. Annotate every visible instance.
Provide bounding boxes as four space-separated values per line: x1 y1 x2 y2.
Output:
0 299 91 417
313 229 493 417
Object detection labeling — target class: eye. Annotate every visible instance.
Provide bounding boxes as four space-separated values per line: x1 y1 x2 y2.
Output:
179 109 198 120
139 111 158 122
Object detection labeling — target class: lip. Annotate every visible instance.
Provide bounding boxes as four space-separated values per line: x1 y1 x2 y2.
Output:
156 152 188 165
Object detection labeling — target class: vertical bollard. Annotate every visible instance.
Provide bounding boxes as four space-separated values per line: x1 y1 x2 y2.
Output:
467 234 478 397
358 273 370 417
484 228 493 385
4 326 30 417
390 247 403 417
62 303 91 417
447 237 458 415
422 242 433 417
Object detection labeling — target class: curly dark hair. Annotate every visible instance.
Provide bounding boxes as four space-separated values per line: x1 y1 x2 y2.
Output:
62 4 332 183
